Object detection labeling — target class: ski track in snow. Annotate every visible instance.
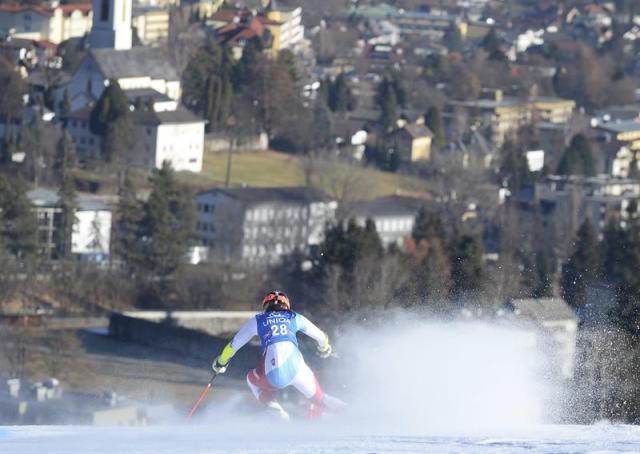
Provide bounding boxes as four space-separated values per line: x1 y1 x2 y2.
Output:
2 425 640 453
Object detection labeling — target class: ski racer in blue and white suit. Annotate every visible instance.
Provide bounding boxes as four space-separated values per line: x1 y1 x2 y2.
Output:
211 291 340 419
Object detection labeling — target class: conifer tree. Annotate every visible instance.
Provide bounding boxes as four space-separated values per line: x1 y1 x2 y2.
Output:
90 80 134 163
59 88 71 121
113 171 143 273
413 237 452 308
425 106 445 149
499 140 533 191
57 168 77 259
412 207 446 244
443 22 463 53
54 129 76 183
561 219 600 308
0 175 37 259
557 134 596 176
450 233 485 300
328 74 355 112
140 162 196 279
182 39 234 132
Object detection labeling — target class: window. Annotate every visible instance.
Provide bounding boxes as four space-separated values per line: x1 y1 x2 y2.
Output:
101 0 109 21
203 204 209 213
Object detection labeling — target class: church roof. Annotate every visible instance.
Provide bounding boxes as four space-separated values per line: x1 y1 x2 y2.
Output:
89 47 179 82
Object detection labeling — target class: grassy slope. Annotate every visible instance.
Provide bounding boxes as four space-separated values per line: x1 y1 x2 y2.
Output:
177 150 427 198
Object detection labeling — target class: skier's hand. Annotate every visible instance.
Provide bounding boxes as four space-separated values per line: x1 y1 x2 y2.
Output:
212 358 228 374
316 341 333 359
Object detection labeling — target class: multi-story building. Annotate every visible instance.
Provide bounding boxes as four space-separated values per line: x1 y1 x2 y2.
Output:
196 187 337 266
134 109 205 172
510 175 640 261
448 89 576 147
28 187 114 262
0 2 92 44
59 47 181 111
67 106 205 172
388 10 467 41
208 6 304 58
387 123 434 162
132 6 169 46
263 6 304 55
344 195 424 249
56 0 180 110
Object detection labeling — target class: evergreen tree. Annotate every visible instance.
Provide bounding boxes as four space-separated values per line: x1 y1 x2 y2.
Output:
413 237 452 308
561 219 600 308
19 114 46 184
57 169 77 259
0 175 37 259
443 22 463 53
233 36 264 89
450 233 485 300
378 83 397 130
54 129 76 183
600 219 640 334
557 134 596 176
58 88 71 124
140 162 196 279
328 73 355 112
89 80 130 136
498 140 533 191
0 56 26 122
113 172 144 273
182 39 233 132
412 207 446 244
319 219 383 275
376 76 406 130
425 106 445 149
481 27 507 62
523 248 554 298
89 80 134 163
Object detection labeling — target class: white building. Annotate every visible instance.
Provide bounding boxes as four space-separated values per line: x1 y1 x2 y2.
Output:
509 298 579 380
89 0 132 50
66 106 205 172
0 3 92 44
58 47 181 111
134 109 205 172
196 187 337 266
27 187 114 262
345 195 423 249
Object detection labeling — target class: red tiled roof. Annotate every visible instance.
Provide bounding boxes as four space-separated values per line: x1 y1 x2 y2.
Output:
0 3 52 17
0 2 91 17
37 39 57 49
59 3 92 16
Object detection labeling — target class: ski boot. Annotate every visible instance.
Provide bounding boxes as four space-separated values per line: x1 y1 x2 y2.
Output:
266 400 290 421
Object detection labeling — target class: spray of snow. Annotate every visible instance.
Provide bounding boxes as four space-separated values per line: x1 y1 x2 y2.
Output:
188 313 556 438
330 315 553 435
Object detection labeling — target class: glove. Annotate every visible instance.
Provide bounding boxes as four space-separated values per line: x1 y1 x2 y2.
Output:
316 341 333 359
212 358 228 374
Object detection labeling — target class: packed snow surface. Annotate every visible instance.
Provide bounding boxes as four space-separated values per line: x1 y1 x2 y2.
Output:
2 424 640 453
3 319 622 453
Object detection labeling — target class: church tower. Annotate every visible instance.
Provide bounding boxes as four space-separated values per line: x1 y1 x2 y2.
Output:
89 0 132 50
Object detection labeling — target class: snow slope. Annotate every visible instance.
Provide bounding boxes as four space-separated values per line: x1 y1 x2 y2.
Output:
1 318 618 453
2 424 640 453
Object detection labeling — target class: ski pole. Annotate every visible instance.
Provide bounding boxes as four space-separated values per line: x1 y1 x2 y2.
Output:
185 373 217 422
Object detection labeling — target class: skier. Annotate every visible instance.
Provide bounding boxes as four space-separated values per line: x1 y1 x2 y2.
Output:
211 290 341 420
